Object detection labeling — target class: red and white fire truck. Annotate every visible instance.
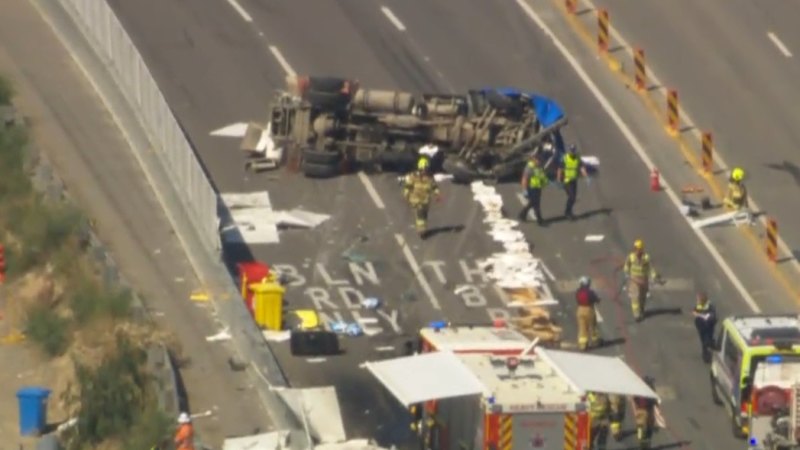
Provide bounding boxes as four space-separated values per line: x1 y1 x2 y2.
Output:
364 347 658 450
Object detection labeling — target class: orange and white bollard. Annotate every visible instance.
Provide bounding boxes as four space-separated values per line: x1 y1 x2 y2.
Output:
666 90 679 136
597 10 610 53
634 48 646 91
650 168 661 192
701 132 714 174
766 218 778 263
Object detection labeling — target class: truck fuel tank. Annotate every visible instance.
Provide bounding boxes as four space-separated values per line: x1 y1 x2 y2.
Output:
352 89 416 115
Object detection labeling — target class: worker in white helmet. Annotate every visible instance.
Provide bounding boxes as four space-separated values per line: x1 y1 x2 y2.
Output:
723 167 748 210
174 412 195 450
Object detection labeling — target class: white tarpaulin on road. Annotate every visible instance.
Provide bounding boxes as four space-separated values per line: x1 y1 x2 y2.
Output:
537 348 660 400
219 192 330 245
362 351 485 407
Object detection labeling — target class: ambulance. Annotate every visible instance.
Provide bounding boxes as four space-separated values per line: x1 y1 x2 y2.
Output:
364 348 659 450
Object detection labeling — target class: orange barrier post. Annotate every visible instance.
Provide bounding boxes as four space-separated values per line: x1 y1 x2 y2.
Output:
634 48 646 91
566 0 577 14
766 218 778 263
597 10 610 53
666 90 679 136
0 244 5 284
701 132 714 174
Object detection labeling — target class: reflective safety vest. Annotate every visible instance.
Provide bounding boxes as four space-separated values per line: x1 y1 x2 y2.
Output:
526 162 548 189
625 252 651 281
562 153 580 183
588 393 609 420
728 182 744 200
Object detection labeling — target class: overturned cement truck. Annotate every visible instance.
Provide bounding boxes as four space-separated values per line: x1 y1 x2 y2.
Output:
239 75 568 182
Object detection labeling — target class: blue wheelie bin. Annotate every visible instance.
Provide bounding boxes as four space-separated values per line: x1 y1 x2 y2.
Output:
16 386 51 436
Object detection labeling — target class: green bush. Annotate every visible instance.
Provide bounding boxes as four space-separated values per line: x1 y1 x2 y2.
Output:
0 126 32 200
69 278 132 325
0 75 13 105
63 333 152 449
10 199 82 273
122 405 173 450
25 305 70 357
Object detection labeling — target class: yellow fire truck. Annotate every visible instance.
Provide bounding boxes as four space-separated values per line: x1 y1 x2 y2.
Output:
363 348 658 450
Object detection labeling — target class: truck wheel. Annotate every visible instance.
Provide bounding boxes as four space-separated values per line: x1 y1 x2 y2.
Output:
710 373 723 406
303 148 342 165
731 415 747 440
443 157 479 184
308 77 349 93
492 160 525 182
302 161 339 178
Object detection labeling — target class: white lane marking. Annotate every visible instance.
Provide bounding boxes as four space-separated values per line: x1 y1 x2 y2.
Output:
395 234 442 310
767 32 793 57
268 45 296 77
225 0 253 23
514 0 761 313
358 172 386 209
380 6 407 31
594 0 800 275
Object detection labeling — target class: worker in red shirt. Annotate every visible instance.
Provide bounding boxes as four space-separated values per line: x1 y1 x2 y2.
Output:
174 412 195 450
575 276 601 351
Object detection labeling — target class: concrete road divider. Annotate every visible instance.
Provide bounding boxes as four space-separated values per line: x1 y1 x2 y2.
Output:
666 89 679 136
766 218 778 263
634 48 646 91
701 132 714 175
597 9 610 53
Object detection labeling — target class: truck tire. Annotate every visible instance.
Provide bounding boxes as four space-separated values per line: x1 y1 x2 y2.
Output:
306 91 351 111
378 152 417 171
302 161 339 178
443 157 479 184
492 160 525 182
303 148 342 165
710 373 723 406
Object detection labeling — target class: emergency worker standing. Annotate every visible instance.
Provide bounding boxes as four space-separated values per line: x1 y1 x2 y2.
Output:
588 392 610 450
518 155 549 225
174 412 195 450
403 157 441 238
723 167 748 210
693 291 717 363
623 239 660 322
609 394 626 441
575 276 601 350
557 144 589 220
633 377 657 449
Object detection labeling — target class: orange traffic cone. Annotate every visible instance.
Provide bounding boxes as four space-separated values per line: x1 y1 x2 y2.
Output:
650 168 661 192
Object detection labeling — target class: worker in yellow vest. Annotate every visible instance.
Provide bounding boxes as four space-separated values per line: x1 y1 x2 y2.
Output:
623 239 661 322
588 392 610 450
518 155 549 225
557 145 590 220
723 167 748 210
403 157 441 239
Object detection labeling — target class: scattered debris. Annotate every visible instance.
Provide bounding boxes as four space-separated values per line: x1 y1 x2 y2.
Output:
691 210 753 229
453 285 471 295
0 330 26 345
190 290 210 302
210 122 249 138
228 357 247 371
55 417 78 434
263 330 291 342
681 185 704 194
330 321 364 337
375 346 395 352
361 297 381 309
220 192 330 244
190 409 214 419
584 234 604 242
174 277 185 283
206 328 232 342
434 173 454 182
306 357 327 363
581 155 600 167
153 248 161 255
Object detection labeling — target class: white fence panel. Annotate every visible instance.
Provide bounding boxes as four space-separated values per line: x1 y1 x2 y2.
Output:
58 0 220 252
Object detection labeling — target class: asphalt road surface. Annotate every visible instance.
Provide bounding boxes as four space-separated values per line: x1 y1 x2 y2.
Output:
105 0 796 448
590 0 800 261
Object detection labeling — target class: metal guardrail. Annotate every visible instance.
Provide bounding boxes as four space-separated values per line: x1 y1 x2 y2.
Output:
49 1 308 447
57 0 219 253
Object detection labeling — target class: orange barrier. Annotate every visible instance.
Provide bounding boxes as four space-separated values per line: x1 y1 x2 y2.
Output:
566 0 577 14
766 218 778 263
634 48 646 91
701 132 713 174
597 10 610 53
666 89 679 136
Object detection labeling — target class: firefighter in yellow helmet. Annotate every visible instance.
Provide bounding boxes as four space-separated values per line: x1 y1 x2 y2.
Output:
723 167 748 210
623 239 661 322
404 156 441 239
587 392 610 450
609 394 626 441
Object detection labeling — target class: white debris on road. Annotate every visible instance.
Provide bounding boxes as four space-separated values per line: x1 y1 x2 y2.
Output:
585 234 604 242
206 328 232 342
471 181 557 299
219 192 331 244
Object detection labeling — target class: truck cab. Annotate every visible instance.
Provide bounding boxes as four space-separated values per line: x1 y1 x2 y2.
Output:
710 315 800 440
